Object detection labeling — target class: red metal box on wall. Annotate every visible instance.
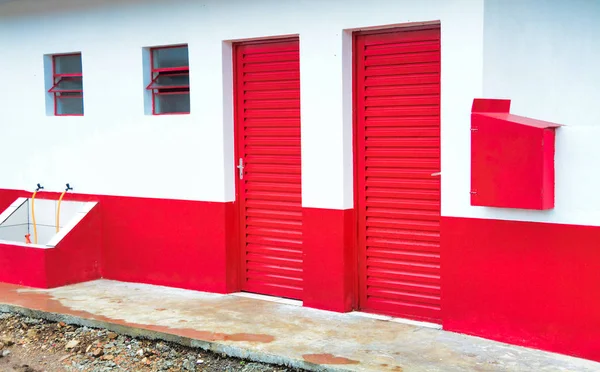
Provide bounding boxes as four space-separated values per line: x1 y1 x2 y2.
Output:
470 99 561 210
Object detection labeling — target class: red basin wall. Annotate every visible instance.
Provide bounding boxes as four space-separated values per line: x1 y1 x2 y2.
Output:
0 242 47 287
0 198 102 288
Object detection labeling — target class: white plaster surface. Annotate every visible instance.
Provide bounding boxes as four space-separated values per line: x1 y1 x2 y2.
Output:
448 0 600 225
0 0 598 225
0 0 484 211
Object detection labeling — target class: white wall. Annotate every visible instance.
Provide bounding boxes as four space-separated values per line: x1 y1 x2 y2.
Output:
447 0 600 226
0 0 485 210
3 0 595 226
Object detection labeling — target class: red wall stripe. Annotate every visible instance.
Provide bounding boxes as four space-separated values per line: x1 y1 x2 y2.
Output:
0 189 238 294
100 197 237 294
2 188 600 362
303 207 355 312
442 216 600 362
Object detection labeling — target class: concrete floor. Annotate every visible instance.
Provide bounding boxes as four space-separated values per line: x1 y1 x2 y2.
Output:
0 280 598 372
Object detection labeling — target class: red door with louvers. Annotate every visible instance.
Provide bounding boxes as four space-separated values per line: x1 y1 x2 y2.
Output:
355 26 442 323
234 39 303 300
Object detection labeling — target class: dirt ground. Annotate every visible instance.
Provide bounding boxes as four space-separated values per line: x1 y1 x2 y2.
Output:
0 313 303 372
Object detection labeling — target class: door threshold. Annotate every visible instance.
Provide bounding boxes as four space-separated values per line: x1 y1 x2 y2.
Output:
231 292 303 307
350 311 442 329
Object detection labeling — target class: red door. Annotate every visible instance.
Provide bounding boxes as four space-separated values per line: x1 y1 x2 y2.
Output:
355 26 442 323
234 39 303 300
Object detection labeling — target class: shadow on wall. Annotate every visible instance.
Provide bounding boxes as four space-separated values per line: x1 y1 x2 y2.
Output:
0 0 183 18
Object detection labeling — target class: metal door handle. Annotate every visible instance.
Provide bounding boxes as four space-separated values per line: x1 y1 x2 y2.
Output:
237 158 244 180
431 172 441 177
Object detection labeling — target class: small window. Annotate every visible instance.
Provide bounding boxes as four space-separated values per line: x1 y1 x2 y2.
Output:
146 45 190 115
48 53 84 116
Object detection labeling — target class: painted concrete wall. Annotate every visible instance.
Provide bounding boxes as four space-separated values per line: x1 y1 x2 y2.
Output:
457 0 600 226
0 0 599 359
0 0 484 209
1 0 597 224
440 2 600 362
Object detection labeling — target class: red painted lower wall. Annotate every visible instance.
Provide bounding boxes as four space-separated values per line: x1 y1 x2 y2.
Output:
303 207 355 312
442 216 600 362
0 243 47 287
98 196 237 293
0 189 238 294
2 187 600 362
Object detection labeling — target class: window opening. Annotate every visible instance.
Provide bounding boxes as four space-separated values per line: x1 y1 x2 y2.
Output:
146 45 190 115
48 53 83 116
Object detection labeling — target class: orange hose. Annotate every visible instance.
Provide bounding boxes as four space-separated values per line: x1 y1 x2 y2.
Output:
31 190 38 244
56 190 67 233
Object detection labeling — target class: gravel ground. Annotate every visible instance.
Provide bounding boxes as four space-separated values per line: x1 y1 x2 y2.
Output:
0 313 304 372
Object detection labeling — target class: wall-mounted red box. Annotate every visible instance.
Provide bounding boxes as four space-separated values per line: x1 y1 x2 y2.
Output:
470 99 562 210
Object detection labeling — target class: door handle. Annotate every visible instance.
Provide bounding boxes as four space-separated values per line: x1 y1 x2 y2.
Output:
237 158 244 180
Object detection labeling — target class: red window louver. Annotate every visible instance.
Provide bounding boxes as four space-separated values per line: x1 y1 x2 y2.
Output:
146 45 190 115
49 53 84 116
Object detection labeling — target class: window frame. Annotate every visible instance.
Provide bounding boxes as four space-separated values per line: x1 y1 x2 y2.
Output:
48 53 84 117
146 45 191 116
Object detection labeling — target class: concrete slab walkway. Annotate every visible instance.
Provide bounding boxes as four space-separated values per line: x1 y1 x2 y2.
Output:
0 280 597 372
